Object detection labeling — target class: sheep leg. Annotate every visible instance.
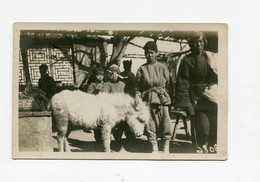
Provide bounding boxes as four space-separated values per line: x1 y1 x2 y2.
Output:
101 125 111 152
57 126 68 152
64 130 71 152
57 135 65 152
64 138 71 152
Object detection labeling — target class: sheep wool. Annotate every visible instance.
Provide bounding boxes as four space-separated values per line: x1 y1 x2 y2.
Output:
50 90 150 152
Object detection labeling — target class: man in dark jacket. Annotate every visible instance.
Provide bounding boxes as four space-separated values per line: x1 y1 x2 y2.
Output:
175 32 218 153
120 60 136 97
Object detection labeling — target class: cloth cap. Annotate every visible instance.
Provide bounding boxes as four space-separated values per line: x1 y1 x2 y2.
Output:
95 67 104 75
143 41 158 52
108 64 120 74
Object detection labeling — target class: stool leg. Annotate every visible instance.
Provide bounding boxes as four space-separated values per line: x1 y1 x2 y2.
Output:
183 117 190 139
171 114 180 141
190 116 197 146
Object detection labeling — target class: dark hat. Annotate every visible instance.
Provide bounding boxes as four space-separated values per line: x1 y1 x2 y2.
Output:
143 41 158 52
108 64 120 74
90 62 100 67
95 67 104 75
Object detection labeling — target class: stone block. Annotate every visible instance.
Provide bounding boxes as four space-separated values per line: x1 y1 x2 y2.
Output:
19 112 53 152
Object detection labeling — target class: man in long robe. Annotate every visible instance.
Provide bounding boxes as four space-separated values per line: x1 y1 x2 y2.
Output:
175 32 218 152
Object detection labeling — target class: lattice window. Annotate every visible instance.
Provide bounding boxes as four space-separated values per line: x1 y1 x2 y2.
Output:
53 48 70 61
53 66 73 81
19 47 74 87
19 68 26 85
29 48 48 62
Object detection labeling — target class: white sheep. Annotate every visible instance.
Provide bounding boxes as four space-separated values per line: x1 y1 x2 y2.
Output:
50 90 150 152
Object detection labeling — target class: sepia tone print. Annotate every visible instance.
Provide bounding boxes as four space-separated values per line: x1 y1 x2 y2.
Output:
13 23 227 160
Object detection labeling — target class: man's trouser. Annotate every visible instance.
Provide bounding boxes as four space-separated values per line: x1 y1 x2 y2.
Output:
195 99 217 147
145 105 172 152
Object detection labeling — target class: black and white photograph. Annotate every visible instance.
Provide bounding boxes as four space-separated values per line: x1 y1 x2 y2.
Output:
13 23 227 160
1 0 259 181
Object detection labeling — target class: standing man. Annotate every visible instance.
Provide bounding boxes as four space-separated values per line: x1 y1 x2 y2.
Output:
135 41 172 153
120 60 136 97
175 32 218 152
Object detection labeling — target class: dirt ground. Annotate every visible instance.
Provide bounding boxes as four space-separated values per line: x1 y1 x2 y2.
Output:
51 119 197 154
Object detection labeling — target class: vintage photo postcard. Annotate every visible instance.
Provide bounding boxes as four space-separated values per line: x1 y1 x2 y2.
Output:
13 23 227 160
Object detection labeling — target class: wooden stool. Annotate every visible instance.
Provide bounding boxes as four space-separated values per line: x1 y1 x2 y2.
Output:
171 110 190 140
171 109 197 146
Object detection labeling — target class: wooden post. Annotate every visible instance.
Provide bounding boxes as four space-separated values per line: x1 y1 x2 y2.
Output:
107 36 133 67
20 46 31 85
98 42 108 67
71 44 77 84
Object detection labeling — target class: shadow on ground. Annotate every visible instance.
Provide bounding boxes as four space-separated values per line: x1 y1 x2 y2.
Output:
53 133 196 153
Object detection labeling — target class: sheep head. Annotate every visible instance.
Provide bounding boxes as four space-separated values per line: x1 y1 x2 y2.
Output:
126 96 150 137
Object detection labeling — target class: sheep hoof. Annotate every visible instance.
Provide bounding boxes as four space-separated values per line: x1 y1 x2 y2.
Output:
65 148 71 152
104 148 111 153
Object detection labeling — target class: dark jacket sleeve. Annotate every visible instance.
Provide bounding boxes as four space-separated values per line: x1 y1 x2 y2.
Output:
50 77 57 94
175 58 194 114
128 72 136 86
